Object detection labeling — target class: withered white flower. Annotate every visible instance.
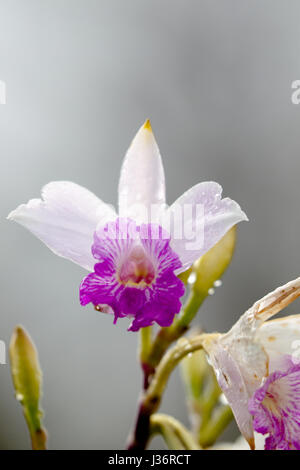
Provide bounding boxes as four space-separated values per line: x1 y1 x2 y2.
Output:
203 277 300 449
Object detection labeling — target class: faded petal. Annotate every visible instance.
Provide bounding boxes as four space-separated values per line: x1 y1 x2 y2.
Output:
247 277 300 326
8 181 116 271
166 182 248 273
118 120 166 223
257 315 300 367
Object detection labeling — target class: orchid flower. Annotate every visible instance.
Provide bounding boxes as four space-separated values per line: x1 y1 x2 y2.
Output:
8 120 247 331
203 277 300 450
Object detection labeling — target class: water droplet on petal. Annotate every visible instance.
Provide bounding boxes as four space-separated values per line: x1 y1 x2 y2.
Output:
219 393 228 405
208 288 215 295
214 279 222 287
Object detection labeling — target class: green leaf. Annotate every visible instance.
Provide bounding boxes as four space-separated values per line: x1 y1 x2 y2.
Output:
9 326 47 450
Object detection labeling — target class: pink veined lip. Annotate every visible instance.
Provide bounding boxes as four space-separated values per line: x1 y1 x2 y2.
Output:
79 218 185 332
249 355 300 450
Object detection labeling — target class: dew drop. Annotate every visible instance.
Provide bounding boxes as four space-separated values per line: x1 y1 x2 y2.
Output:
187 272 196 285
214 280 222 287
16 393 24 402
219 393 228 405
206 355 213 366
208 288 215 295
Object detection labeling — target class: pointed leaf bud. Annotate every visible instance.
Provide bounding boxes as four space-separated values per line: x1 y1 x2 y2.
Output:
9 326 47 450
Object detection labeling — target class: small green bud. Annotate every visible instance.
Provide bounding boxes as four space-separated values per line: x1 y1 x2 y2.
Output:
9 326 47 450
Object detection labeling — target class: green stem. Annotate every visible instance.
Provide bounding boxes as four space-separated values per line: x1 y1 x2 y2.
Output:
147 289 207 369
127 333 214 449
198 377 221 433
30 427 48 450
139 327 154 390
150 413 200 450
172 288 207 330
139 327 152 364
199 405 233 448
145 335 208 405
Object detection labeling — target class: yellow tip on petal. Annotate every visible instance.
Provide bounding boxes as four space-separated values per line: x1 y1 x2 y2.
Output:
143 119 152 132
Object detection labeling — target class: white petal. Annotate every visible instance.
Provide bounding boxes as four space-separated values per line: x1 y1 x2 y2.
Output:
118 120 166 223
204 334 266 449
8 181 116 270
257 315 300 367
167 182 248 273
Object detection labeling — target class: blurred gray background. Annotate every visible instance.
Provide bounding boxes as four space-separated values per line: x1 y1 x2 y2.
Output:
0 0 300 449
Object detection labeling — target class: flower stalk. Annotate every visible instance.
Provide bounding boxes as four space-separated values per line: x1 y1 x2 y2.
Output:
146 290 207 369
139 327 155 389
150 413 200 450
127 334 212 449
